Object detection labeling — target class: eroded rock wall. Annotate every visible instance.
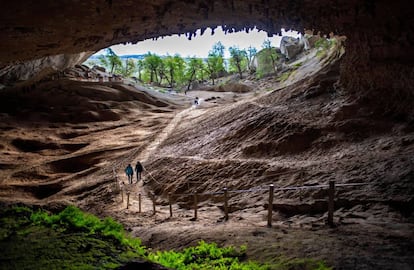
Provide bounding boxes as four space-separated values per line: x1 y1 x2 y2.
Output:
0 52 93 86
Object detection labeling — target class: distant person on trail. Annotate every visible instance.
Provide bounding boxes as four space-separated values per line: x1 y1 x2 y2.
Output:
194 97 199 106
135 161 143 183
125 164 133 184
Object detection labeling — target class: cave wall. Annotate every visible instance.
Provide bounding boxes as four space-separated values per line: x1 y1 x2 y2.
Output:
0 0 413 110
0 52 93 85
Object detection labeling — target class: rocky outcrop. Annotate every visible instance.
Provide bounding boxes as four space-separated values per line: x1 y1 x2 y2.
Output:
0 52 93 86
280 36 306 60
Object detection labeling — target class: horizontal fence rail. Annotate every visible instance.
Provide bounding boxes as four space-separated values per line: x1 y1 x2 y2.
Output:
120 181 369 228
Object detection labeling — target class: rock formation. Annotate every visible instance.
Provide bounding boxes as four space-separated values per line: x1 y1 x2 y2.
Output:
0 52 93 86
280 36 305 60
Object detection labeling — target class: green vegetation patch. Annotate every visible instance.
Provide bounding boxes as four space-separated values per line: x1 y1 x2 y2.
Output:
0 205 330 270
276 70 294 82
0 205 143 270
148 240 266 270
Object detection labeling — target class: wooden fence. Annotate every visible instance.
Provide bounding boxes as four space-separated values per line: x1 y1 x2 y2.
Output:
121 181 367 227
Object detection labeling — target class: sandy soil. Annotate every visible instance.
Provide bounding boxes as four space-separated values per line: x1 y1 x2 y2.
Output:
0 46 413 269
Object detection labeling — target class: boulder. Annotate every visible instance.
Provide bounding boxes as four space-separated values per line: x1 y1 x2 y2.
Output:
280 36 304 60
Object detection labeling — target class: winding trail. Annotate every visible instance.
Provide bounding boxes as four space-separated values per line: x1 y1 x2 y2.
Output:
113 106 199 214
139 107 195 162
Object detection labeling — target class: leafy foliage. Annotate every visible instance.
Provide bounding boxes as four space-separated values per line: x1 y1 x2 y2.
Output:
261 39 280 73
314 38 336 59
162 54 186 88
30 205 144 254
246 46 258 73
184 57 205 90
1 205 330 270
229 46 248 79
148 240 267 270
211 41 226 58
143 52 163 83
98 48 137 77
98 48 123 74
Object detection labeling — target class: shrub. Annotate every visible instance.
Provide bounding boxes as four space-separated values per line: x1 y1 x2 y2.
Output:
148 240 267 270
30 205 145 255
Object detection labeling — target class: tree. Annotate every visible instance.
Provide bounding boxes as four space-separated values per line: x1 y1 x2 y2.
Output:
184 57 204 90
143 53 162 83
98 48 122 74
117 58 136 77
246 46 257 72
137 59 144 81
229 46 247 79
162 54 185 88
211 41 225 58
206 42 226 85
205 55 224 85
262 39 279 73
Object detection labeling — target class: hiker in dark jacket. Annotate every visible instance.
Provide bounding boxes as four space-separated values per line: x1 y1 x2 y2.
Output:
125 164 134 184
135 161 143 183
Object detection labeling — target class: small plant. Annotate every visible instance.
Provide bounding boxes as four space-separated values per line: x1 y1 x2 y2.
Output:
292 62 303 68
277 71 292 82
314 38 332 50
256 70 264 79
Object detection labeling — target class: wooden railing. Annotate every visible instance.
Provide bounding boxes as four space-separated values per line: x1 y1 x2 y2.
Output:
120 181 367 227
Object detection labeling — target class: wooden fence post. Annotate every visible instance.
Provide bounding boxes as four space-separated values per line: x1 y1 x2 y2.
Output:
138 193 142 213
223 188 229 221
152 192 156 215
126 192 130 209
328 181 335 227
168 192 173 217
267 184 274 227
194 193 198 220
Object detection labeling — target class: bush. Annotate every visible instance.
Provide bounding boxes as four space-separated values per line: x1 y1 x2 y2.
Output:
148 240 267 270
30 205 145 255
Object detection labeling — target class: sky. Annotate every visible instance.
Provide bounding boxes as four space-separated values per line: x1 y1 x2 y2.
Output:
95 27 299 58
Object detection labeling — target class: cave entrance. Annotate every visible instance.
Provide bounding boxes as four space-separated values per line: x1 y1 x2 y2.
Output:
80 26 329 95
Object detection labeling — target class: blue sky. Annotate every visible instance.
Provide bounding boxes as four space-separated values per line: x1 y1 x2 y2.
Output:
95 27 298 58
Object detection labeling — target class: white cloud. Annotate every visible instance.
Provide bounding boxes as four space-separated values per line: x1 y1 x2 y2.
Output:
95 27 299 58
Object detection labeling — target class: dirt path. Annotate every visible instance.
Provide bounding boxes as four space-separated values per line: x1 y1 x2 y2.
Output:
110 106 203 215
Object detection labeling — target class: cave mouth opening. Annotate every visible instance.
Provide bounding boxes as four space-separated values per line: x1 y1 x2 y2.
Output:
90 26 300 60
80 25 334 89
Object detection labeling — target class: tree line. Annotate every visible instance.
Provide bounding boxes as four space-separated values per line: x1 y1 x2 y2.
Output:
93 40 282 89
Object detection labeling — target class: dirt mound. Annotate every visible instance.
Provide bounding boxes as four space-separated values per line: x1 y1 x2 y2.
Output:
0 78 183 204
0 79 177 123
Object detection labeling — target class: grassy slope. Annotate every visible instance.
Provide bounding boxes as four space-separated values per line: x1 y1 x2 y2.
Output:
0 205 330 270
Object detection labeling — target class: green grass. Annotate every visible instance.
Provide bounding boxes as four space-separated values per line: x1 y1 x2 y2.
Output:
148 240 267 270
314 38 337 59
277 71 294 82
0 205 330 270
292 62 303 68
